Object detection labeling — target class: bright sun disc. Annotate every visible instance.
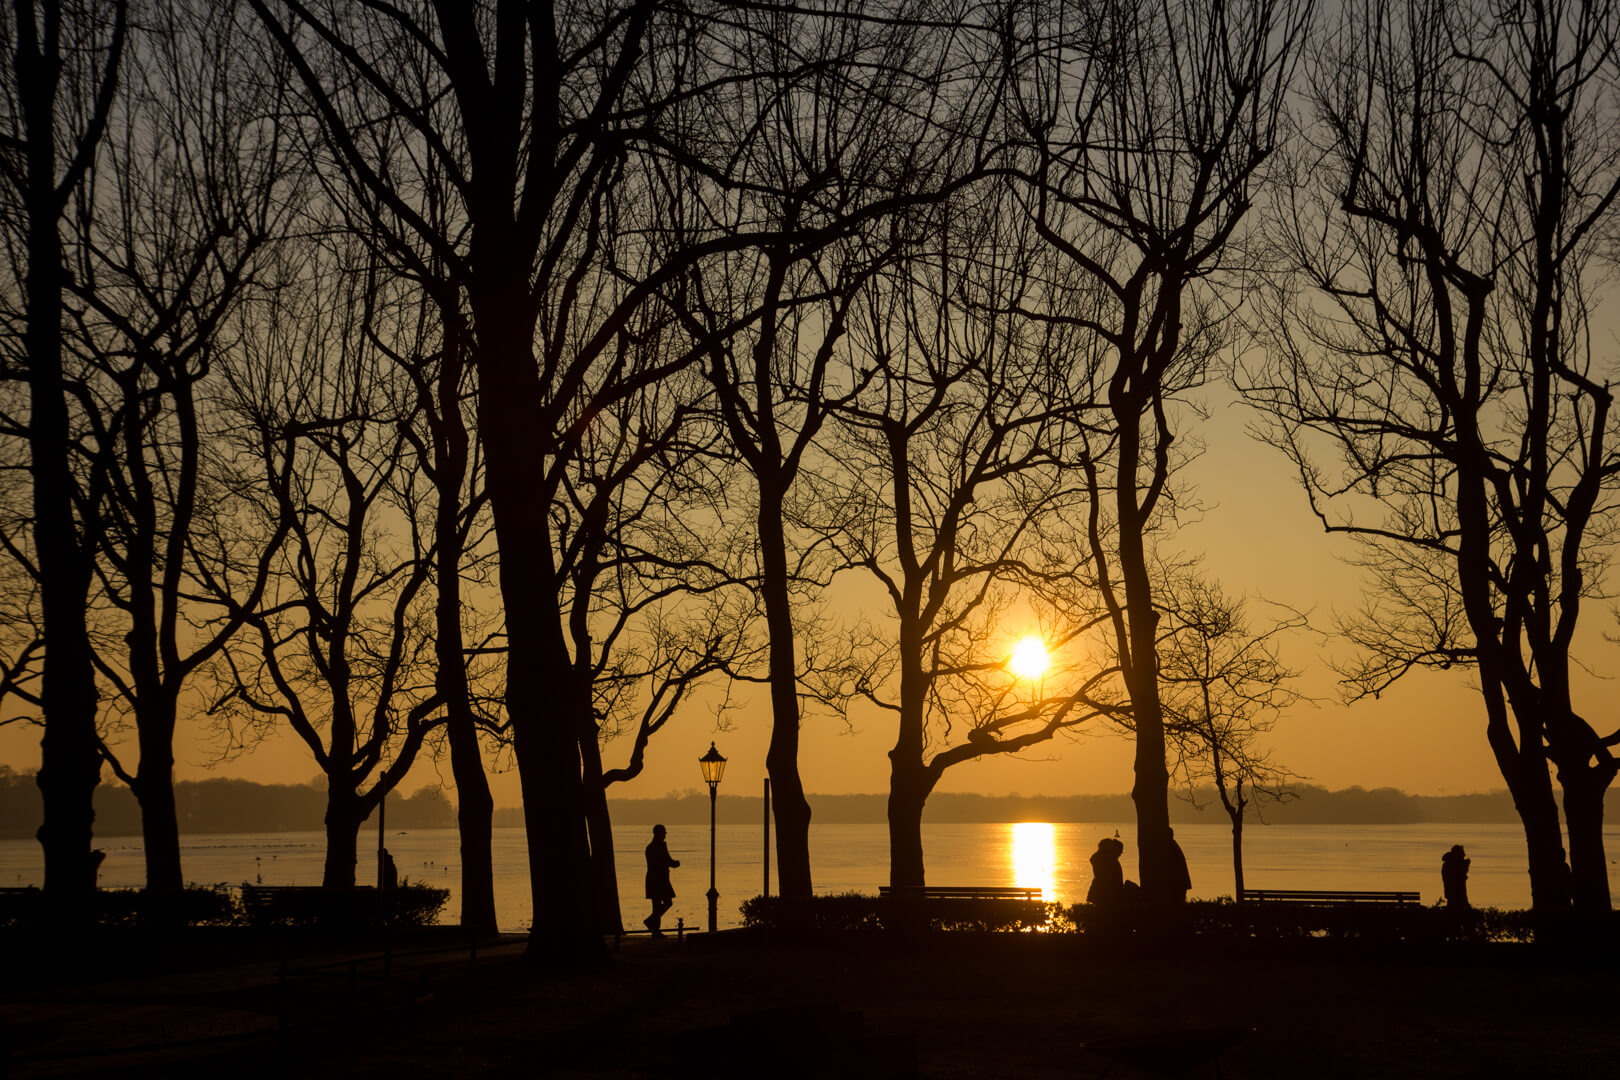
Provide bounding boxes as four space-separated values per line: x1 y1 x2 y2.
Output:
1009 635 1048 680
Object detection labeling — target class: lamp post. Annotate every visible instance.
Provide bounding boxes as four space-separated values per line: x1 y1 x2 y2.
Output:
699 742 726 933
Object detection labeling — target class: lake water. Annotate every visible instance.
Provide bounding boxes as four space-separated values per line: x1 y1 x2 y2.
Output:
3 821 1614 931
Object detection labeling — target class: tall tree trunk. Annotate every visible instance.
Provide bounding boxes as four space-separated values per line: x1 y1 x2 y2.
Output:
1229 813 1244 898
445 700 497 932
322 788 361 889
1478 675 1571 910
481 405 600 962
1507 768 1570 913
1114 405 1174 902
886 763 931 890
20 20 104 913
579 724 624 934
431 409 497 932
131 703 183 895
468 238 603 964
1560 771 1613 914
887 617 932 889
757 482 813 900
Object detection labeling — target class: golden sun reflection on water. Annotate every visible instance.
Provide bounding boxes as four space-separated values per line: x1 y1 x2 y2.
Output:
1009 822 1056 899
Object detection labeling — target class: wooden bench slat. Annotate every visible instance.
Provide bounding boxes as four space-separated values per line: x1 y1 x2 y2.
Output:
1240 888 1419 905
878 885 1042 900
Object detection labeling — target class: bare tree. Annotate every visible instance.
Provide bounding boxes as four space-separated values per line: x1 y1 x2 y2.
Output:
816 184 1112 889
210 248 442 889
1007 0 1312 901
1241 0 1620 912
370 276 501 932
1157 572 1305 895
574 396 765 931
246 0 797 965
674 0 1005 901
49 0 299 897
0 0 127 910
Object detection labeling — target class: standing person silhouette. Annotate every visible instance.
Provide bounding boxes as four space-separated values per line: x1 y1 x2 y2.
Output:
1167 828 1192 902
644 824 680 937
1087 838 1125 906
1441 845 1471 910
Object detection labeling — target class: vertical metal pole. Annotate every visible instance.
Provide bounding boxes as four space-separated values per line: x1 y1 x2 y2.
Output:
707 782 719 933
763 777 771 898
377 792 386 891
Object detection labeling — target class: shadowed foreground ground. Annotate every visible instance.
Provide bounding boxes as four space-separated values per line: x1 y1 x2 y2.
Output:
5 929 1617 1077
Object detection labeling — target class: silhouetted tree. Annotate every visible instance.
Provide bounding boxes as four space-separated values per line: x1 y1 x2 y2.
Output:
1157 573 1305 895
54 0 298 898
0 0 127 912
820 186 1111 889
372 278 501 933
564 358 764 931
1241 0 1620 912
210 247 442 889
1007 0 1311 902
675 0 1004 900
247 0 780 965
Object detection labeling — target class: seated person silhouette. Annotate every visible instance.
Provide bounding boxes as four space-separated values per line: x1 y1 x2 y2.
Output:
644 824 680 937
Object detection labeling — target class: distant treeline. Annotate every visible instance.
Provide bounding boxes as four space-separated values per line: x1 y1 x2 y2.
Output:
0 768 454 839
1 769 1519 839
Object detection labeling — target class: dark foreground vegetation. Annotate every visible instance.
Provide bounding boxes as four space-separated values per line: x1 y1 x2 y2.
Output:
4 925 1618 1078
739 894 1595 945
0 881 449 930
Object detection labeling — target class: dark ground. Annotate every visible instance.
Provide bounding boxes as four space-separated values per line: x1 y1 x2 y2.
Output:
4 928 1617 1078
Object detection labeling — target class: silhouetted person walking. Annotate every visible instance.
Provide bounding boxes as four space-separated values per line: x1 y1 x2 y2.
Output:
382 849 399 891
644 824 680 937
1087 837 1126 906
1167 828 1192 902
1441 845 1471 910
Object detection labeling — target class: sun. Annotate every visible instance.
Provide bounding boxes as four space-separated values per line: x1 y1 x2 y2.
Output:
1008 635 1049 681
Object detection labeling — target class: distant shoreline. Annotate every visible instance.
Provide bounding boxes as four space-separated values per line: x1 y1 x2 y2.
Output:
0 772 1527 838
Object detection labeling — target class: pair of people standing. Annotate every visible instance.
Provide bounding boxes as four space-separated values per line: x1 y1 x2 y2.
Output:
1086 830 1191 906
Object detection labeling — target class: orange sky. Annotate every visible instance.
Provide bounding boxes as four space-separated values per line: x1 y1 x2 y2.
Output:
9 387 1602 807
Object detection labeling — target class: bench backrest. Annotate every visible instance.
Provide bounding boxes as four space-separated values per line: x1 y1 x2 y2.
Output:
1240 888 1420 905
878 886 1043 900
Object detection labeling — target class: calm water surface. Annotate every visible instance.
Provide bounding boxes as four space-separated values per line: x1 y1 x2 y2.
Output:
3 821 1614 931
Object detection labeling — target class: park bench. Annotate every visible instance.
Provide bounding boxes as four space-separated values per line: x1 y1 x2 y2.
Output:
1240 888 1419 906
240 883 379 925
878 885 1043 901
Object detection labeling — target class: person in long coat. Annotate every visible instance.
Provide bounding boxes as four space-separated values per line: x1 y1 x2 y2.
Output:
644 824 680 936
1167 828 1192 902
1087 837 1125 906
1441 845 1471 910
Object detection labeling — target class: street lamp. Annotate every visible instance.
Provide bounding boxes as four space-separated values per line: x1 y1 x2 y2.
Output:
699 741 727 933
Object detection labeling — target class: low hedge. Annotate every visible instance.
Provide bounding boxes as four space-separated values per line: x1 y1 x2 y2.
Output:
0 881 449 929
0 885 240 928
740 892 1065 932
239 881 450 928
736 893 1554 942
1069 898 1540 943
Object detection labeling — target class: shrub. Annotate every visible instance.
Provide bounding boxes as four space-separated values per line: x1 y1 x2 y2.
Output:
739 892 1062 932
238 881 449 929
387 880 452 927
0 885 240 928
1064 898 1540 943
96 885 241 928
